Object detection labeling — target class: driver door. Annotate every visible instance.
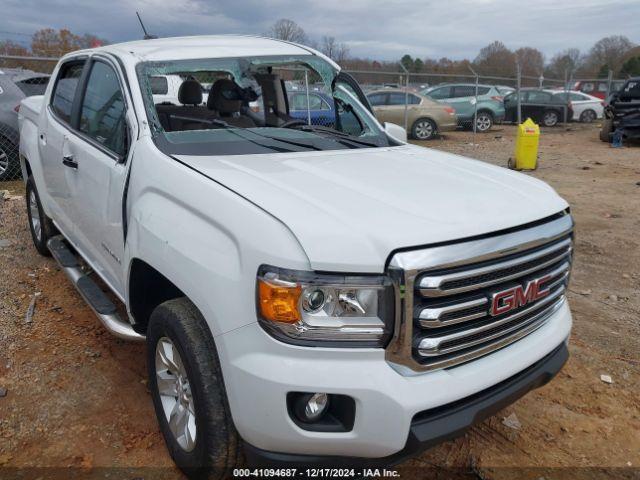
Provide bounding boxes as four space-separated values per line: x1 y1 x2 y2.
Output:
64 56 135 296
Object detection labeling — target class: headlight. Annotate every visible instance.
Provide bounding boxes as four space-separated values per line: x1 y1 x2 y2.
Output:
256 265 395 347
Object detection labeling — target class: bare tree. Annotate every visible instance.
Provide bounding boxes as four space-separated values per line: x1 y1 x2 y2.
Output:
266 19 307 44
473 41 516 76
585 35 635 74
545 48 582 79
319 36 350 63
515 47 545 78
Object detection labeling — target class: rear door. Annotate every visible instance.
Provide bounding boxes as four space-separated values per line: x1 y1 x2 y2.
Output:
448 85 476 119
523 90 551 122
39 58 87 239
383 92 414 125
64 56 135 295
367 92 389 122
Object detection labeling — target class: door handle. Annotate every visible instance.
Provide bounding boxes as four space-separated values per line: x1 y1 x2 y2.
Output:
39 133 46 145
62 155 78 169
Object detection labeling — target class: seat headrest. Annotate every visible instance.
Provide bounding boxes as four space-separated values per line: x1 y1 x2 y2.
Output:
208 79 243 113
178 80 203 106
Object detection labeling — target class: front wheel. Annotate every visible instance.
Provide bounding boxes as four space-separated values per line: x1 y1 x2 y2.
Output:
411 118 437 140
599 118 613 142
475 112 493 132
147 298 241 478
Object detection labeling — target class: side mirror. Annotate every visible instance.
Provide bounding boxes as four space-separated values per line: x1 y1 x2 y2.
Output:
384 122 407 143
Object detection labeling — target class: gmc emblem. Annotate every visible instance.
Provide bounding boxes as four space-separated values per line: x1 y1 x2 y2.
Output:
490 274 553 316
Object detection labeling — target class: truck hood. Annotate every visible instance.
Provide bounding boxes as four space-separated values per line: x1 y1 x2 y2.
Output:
176 144 567 272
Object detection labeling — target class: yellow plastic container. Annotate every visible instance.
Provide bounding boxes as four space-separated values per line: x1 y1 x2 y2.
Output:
511 118 540 170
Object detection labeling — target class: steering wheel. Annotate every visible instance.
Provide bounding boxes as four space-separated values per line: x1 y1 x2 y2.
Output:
280 119 308 128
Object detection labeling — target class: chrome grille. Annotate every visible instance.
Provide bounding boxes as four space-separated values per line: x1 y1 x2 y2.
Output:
386 213 573 372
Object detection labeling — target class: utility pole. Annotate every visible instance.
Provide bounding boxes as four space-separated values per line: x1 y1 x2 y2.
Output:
516 61 522 125
399 62 410 132
468 65 479 142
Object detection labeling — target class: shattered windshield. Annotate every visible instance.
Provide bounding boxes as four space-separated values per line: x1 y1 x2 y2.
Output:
136 55 393 156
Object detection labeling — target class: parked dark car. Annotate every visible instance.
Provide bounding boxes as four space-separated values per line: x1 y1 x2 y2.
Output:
504 89 572 127
287 90 336 127
600 77 640 142
0 69 50 180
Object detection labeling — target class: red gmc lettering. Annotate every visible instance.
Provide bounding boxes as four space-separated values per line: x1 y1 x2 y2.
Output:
490 274 553 316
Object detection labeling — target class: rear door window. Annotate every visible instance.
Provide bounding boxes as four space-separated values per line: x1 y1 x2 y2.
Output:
149 76 169 95
452 85 475 98
290 93 329 111
78 61 127 156
51 62 85 124
367 93 387 106
527 91 552 103
388 92 408 105
426 86 451 99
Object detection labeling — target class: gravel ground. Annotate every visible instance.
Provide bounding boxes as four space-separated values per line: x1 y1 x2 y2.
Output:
0 124 638 479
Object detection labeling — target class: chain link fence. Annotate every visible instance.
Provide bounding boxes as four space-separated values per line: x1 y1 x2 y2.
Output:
0 53 627 182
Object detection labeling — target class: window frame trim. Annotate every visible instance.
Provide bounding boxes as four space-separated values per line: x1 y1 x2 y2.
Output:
76 57 130 160
48 56 89 127
48 54 133 163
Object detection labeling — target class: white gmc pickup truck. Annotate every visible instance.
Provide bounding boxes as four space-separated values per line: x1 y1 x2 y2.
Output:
19 36 573 476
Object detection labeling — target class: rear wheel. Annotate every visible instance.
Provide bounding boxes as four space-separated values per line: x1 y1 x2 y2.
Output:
475 111 493 132
147 298 241 479
411 118 437 140
26 176 55 256
580 109 597 123
599 118 613 142
0 134 19 181
542 110 559 127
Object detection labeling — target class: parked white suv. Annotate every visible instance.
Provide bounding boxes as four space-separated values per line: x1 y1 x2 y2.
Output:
19 36 573 476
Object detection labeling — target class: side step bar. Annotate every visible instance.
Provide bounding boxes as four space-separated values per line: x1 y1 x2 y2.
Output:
47 236 145 342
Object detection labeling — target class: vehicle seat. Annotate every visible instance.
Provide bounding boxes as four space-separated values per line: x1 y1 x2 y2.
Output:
207 79 256 128
156 79 215 131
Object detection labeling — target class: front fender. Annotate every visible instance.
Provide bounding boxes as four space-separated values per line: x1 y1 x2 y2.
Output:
124 140 311 338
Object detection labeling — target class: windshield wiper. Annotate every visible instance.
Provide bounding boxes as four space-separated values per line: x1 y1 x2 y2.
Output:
295 125 381 148
171 116 295 153
197 117 321 151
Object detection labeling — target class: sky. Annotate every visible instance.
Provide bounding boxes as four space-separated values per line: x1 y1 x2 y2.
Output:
1 0 638 61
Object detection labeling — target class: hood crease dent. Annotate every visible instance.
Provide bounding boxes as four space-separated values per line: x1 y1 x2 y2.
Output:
175 144 568 272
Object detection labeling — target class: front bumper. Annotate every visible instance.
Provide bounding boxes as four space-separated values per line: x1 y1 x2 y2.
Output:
245 341 568 467
216 299 571 462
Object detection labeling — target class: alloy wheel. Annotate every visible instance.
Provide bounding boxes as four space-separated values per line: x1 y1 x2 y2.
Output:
414 120 434 140
155 336 197 452
581 110 596 123
544 112 558 127
0 148 8 176
476 114 492 132
28 190 42 242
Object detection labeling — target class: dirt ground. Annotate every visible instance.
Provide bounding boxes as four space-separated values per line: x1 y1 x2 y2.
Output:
0 124 638 480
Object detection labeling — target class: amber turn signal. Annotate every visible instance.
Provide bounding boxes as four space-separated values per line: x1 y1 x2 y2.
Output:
258 279 302 323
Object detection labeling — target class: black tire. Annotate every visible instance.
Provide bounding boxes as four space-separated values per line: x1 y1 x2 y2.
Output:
26 176 55 256
542 110 560 127
147 298 241 479
580 109 597 123
600 118 613 142
0 134 19 181
411 118 437 140
475 111 494 132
